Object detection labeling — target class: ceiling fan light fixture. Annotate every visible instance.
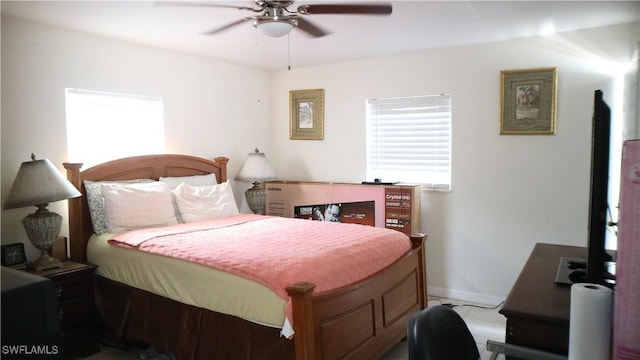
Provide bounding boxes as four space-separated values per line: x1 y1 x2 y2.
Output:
253 18 297 37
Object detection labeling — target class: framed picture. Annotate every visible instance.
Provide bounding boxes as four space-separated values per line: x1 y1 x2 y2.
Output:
500 67 557 135
290 89 324 140
1 242 27 269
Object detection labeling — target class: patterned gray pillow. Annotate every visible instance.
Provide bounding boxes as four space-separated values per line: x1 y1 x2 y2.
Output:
84 179 155 234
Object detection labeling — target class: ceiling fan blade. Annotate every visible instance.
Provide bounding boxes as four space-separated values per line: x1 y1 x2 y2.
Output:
295 17 330 38
297 3 392 15
201 18 253 35
153 1 260 12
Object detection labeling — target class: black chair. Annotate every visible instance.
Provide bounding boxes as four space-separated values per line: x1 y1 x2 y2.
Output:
408 305 480 360
407 305 568 360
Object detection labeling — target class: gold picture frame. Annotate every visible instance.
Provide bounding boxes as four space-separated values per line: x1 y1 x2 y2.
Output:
290 89 324 140
500 67 557 135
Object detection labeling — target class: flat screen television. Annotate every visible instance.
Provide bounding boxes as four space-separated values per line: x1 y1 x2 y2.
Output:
555 89 615 287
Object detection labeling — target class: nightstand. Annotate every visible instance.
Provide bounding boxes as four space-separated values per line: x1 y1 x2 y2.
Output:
28 261 99 358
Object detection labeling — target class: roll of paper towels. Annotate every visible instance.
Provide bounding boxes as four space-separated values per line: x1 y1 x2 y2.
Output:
569 283 613 360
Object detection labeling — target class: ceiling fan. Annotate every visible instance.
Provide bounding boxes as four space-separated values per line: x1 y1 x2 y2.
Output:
155 1 393 38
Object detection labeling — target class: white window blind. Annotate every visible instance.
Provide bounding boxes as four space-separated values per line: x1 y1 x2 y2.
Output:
65 88 165 168
366 94 452 189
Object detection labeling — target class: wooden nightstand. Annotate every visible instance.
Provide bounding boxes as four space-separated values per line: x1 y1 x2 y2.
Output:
28 260 99 358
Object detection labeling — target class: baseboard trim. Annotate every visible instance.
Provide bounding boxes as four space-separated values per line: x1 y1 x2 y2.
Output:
427 286 505 307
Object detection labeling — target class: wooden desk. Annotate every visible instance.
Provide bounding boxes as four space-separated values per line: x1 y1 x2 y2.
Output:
499 243 586 355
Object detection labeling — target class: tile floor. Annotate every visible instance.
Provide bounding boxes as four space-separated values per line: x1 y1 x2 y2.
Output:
82 297 507 360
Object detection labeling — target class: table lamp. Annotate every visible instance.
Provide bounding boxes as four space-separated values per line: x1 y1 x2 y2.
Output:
235 148 278 214
4 154 82 271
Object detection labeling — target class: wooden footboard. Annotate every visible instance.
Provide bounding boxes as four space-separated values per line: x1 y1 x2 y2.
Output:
287 233 426 359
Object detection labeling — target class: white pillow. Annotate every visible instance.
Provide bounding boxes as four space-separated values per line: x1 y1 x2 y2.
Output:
159 173 217 190
174 181 239 223
160 173 218 223
101 182 178 233
84 179 155 234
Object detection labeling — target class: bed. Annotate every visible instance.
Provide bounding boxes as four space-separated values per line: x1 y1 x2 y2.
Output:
63 154 427 360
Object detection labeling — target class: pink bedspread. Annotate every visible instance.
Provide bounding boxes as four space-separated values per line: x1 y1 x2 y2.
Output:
109 214 411 331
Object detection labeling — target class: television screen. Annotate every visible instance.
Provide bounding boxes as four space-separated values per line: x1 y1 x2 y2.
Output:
586 89 613 285
555 90 615 286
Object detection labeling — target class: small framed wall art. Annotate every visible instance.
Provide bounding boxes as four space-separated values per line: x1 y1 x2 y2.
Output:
290 89 324 140
500 67 557 135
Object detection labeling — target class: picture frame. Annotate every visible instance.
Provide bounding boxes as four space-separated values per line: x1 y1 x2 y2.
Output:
1 242 27 269
290 89 324 140
500 67 557 135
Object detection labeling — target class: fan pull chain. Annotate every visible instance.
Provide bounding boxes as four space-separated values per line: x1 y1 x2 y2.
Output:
287 33 291 70
255 34 262 104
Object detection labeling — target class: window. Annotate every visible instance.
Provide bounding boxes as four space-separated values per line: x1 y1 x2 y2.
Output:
366 94 452 190
65 89 165 168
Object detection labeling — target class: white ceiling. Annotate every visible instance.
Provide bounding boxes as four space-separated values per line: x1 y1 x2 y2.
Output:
2 1 638 71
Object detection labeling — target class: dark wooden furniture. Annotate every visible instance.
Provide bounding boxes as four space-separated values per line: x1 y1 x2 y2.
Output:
63 154 427 360
1 266 61 359
29 261 99 358
500 243 586 356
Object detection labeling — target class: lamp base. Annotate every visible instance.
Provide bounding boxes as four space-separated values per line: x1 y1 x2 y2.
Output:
245 181 266 215
23 206 65 271
28 250 64 272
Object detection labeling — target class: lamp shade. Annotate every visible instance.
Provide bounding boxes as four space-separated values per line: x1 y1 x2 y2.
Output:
235 149 278 182
253 19 296 37
4 156 81 209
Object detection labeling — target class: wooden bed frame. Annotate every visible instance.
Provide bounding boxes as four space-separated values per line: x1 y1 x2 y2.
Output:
63 154 427 359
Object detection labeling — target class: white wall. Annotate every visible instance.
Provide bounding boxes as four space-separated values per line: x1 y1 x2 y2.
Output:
1 17 273 259
2 16 638 304
270 22 639 304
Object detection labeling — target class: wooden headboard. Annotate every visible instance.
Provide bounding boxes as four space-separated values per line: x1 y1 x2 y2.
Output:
63 154 229 262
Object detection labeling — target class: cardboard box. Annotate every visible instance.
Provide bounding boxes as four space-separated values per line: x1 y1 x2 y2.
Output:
265 181 421 236
613 140 640 360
